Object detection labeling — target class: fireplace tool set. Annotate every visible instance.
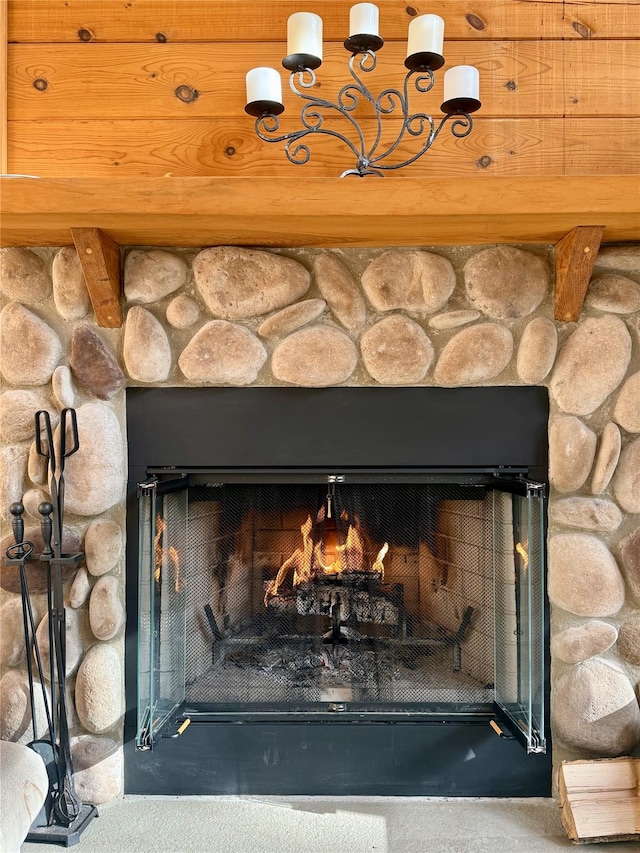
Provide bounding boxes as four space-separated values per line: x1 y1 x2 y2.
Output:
4 409 98 846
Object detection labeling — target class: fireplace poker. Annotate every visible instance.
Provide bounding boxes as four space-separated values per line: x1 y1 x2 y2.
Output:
5 502 59 817
35 408 82 826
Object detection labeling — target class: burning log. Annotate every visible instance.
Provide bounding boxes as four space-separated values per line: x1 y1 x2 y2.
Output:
296 581 400 625
264 510 389 605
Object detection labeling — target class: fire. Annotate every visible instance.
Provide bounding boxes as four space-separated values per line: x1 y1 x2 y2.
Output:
265 511 388 605
154 515 183 593
515 541 529 571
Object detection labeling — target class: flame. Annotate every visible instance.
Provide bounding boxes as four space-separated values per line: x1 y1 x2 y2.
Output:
516 541 529 570
154 515 183 593
265 511 388 604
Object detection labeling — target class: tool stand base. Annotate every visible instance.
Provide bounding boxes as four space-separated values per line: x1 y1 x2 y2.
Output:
26 804 98 847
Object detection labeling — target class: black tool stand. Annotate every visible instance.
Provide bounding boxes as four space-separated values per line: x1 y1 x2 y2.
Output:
6 547 99 847
27 803 99 848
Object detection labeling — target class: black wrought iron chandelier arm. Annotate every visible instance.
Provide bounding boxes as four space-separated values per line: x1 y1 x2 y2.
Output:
366 69 434 167
372 111 472 172
254 116 363 167
291 67 367 155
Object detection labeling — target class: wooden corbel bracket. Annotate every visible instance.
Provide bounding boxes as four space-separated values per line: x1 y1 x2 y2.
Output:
554 225 605 322
71 227 123 328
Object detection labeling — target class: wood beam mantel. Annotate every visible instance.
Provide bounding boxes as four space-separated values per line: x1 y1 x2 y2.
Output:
1 177 638 249
554 225 606 323
71 227 122 328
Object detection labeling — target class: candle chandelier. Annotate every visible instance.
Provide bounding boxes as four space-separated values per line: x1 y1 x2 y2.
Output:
245 5 481 177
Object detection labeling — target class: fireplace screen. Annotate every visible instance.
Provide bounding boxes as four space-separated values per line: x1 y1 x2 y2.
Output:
136 474 546 754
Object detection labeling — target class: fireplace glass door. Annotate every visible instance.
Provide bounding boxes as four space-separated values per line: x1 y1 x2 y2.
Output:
136 474 546 754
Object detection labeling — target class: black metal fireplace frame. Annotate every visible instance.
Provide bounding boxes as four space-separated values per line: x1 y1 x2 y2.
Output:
124 387 552 797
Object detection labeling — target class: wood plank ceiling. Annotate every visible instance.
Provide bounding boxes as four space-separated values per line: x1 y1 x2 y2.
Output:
5 0 640 179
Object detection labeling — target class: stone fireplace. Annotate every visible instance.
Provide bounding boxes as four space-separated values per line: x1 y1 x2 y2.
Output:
1 242 639 804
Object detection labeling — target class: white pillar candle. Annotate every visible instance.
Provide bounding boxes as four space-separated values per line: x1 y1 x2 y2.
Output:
349 3 379 37
287 12 323 60
245 67 282 105
407 14 444 57
443 65 480 102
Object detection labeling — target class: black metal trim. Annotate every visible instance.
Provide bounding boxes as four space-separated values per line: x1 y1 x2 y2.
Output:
492 701 532 751
181 707 496 724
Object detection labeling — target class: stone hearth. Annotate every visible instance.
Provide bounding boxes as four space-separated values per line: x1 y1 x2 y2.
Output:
1 242 640 802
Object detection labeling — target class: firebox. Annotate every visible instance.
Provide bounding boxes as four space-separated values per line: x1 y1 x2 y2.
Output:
124 387 551 796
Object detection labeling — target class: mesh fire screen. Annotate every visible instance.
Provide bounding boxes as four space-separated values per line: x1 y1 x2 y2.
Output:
177 482 510 712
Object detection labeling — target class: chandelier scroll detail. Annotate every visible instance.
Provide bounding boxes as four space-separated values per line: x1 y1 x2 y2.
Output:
244 5 481 178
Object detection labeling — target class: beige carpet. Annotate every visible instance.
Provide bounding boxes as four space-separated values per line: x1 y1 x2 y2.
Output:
20 797 637 853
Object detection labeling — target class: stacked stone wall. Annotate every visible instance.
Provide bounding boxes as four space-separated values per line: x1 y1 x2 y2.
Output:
1 241 639 800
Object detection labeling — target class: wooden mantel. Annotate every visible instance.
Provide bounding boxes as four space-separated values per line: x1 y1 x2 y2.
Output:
1 176 638 248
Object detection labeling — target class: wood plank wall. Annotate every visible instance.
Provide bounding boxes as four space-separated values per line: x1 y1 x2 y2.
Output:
5 0 640 178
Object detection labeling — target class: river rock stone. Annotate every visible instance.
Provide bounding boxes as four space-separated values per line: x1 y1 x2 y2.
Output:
271 325 358 387
596 245 640 271
0 525 80 594
551 621 618 664
0 670 49 743
0 303 62 386
313 253 366 331
549 497 623 532
89 575 124 641
548 532 625 616
123 306 172 382
52 365 75 409
592 422 622 494
613 437 640 513
585 274 640 314
52 246 91 320
0 444 28 523
617 618 640 665
75 643 124 734
516 317 558 384
361 250 456 314
464 247 549 319
70 566 92 608
84 518 124 577
28 439 47 486
61 402 126 515
550 315 632 415
360 314 434 384
193 247 310 320
178 320 267 385
71 735 121 804
619 526 640 603
0 248 51 304
553 660 640 755
0 389 56 443
613 371 640 433
433 323 513 386
0 740 49 853
549 416 597 493
428 310 480 330
22 487 48 520
124 249 188 304
166 294 200 329
36 607 83 678
0 597 27 666
258 298 326 339
70 325 125 401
